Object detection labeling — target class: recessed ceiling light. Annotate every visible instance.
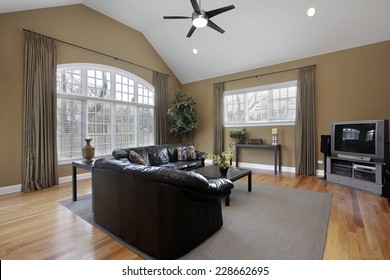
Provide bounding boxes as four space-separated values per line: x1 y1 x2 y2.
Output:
307 7 316 17
192 48 198 55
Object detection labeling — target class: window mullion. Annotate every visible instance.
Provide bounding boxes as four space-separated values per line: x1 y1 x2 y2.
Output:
268 90 273 122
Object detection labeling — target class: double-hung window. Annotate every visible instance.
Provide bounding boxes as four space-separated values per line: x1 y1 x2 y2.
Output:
224 81 297 126
56 63 154 162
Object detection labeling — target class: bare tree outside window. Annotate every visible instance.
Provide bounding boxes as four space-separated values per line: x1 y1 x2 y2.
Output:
224 81 297 126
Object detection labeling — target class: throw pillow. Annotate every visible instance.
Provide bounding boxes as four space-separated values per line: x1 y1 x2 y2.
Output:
177 145 197 161
128 150 148 166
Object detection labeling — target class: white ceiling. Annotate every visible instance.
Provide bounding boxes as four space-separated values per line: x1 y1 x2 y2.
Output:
2 0 390 84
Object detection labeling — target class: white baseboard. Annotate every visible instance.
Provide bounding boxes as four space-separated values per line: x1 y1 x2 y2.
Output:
0 165 324 196
204 159 296 173
0 173 92 196
0 184 21 195
59 172 91 184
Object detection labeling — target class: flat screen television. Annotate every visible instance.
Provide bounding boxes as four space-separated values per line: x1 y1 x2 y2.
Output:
331 120 389 162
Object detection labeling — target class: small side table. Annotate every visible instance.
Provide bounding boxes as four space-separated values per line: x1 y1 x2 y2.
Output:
72 160 94 201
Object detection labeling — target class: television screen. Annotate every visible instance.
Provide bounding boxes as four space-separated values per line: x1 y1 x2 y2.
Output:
334 123 376 155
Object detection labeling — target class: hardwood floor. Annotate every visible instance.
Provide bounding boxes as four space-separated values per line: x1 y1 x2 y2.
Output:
1 170 389 260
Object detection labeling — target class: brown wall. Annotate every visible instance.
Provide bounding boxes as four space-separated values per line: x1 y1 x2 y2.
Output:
0 4 182 188
183 40 390 170
1 4 390 189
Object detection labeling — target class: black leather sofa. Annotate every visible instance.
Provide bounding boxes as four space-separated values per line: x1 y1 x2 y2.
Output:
93 157 234 259
112 144 205 170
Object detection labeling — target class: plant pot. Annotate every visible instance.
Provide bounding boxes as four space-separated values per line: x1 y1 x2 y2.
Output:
219 166 228 176
82 138 95 162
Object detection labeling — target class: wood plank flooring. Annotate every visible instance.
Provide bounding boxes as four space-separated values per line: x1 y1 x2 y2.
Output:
1 170 389 260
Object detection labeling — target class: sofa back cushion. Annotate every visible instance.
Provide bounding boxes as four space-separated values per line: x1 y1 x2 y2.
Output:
177 145 196 161
164 144 180 161
129 150 148 166
148 145 169 166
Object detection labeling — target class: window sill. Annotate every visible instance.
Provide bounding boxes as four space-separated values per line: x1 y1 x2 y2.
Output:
224 121 295 128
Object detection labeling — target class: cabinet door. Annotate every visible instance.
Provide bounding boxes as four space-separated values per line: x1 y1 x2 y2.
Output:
327 174 351 186
351 178 382 195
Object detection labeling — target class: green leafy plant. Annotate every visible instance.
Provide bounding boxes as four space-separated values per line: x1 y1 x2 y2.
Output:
229 127 246 143
167 89 199 142
206 144 235 169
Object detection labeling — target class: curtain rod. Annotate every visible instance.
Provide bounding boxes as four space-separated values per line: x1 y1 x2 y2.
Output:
23 28 170 77
214 64 316 85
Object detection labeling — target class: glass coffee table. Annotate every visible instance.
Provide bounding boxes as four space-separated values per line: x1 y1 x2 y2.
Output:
193 165 252 206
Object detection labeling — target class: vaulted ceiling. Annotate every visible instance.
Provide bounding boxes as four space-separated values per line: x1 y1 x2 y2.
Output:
2 0 390 84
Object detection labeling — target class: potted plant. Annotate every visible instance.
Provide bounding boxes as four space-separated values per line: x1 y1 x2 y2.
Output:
206 144 235 175
167 89 199 143
229 127 246 144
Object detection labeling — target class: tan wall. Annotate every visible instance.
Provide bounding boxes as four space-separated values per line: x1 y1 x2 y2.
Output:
1 4 390 188
0 4 182 188
183 40 390 170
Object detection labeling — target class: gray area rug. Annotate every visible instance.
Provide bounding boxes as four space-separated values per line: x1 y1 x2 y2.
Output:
60 181 332 260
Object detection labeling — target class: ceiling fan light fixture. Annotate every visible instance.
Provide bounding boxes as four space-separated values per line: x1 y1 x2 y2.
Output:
192 13 208 28
307 7 316 17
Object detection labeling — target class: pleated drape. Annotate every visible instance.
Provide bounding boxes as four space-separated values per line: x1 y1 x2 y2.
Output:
213 83 225 154
295 66 316 175
153 71 168 145
22 32 58 191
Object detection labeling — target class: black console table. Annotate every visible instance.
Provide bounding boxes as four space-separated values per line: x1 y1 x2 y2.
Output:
234 144 281 174
72 160 94 201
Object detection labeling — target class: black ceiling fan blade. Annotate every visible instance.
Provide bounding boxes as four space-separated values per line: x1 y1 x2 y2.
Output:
207 20 225 34
186 26 197 38
206 5 235 18
163 16 191 19
190 0 201 13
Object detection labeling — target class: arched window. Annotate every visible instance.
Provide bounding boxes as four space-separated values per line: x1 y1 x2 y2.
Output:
56 63 154 162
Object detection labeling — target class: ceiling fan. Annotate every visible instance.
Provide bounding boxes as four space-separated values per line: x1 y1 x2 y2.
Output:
163 0 235 38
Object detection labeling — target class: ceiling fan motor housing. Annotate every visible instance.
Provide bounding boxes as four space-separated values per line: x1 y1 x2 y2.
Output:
192 11 208 28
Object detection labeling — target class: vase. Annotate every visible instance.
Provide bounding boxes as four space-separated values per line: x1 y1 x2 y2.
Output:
82 138 95 162
219 166 228 176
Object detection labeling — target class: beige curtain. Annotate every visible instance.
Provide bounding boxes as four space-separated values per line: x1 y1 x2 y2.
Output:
295 65 316 175
213 83 224 154
22 32 58 192
153 71 168 145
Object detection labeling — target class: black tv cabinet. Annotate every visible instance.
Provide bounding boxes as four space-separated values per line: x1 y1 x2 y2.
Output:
326 156 386 196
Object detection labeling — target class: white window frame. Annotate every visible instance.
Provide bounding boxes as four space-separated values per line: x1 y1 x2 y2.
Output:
57 63 155 163
223 80 297 127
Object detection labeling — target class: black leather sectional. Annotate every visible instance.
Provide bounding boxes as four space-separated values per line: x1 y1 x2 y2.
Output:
92 144 234 259
112 144 205 170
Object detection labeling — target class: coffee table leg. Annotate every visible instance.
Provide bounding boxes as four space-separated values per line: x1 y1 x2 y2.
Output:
72 165 77 201
225 196 230 206
248 171 252 192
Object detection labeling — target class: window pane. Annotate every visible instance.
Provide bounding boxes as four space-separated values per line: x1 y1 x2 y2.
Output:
224 94 245 123
57 98 82 160
115 105 136 148
87 69 111 99
247 91 269 121
56 69 82 95
138 84 154 105
87 101 112 155
115 74 135 102
138 107 154 146
224 81 297 125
